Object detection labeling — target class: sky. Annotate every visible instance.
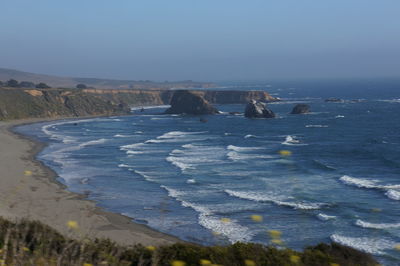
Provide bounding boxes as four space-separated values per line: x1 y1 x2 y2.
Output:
1 0 399 81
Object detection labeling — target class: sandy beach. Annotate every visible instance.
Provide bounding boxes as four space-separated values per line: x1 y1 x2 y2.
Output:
0 118 180 246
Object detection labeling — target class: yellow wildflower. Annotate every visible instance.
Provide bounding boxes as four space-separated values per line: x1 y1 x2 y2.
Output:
83 263 93 266
290 255 300 264
66 220 79 230
171 260 186 266
244 259 256 266
22 247 30 252
250 215 263 222
146 245 156 251
24 170 33 176
268 230 282 238
271 239 284 245
279 150 292 156
220 218 231 223
200 259 212 265
330 263 340 266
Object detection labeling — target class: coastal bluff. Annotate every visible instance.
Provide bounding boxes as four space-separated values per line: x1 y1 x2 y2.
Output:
0 87 278 120
165 90 219 115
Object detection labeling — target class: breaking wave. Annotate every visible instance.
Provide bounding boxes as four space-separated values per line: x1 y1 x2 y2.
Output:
330 234 396 255
355 219 400 229
317 213 336 221
282 135 307 145
225 190 325 210
339 175 400 200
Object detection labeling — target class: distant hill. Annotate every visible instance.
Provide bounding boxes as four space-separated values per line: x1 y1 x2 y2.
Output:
0 67 214 90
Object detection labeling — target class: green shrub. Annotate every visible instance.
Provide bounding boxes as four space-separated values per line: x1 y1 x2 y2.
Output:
0 217 379 265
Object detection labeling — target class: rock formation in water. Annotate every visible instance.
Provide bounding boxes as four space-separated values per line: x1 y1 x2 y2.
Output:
244 100 275 118
325 98 343 103
291 104 310 114
164 90 219 115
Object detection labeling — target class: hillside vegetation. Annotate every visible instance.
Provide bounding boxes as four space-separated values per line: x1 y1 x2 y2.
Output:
0 88 129 120
0 217 377 266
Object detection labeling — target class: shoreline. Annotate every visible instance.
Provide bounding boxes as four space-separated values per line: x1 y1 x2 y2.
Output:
0 117 182 246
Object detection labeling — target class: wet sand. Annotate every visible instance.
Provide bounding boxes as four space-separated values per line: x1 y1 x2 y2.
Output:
0 118 180 246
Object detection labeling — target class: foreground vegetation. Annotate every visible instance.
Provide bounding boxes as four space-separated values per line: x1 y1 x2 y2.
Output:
0 217 377 266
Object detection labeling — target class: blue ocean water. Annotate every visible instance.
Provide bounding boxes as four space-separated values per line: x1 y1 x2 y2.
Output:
16 81 400 265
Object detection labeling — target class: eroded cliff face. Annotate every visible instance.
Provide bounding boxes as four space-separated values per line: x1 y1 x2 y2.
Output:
82 89 278 106
0 87 278 120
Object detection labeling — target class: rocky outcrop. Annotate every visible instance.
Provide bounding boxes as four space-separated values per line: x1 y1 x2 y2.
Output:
291 104 310 114
82 89 279 106
165 90 218 115
325 98 343 103
244 100 275 118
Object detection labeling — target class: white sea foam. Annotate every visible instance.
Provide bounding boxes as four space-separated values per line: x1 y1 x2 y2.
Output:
78 138 107 148
225 190 325 210
126 150 145 155
330 234 396 255
120 143 144 151
385 190 400 200
180 200 253 243
158 185 253 242
114 134 131 138
339 175 378 189
157 131 206 139
305 125 329 128
317 213 336 221
340 175 400 200
118 164 130 168
161 185 185 198
198 213 253 243
170 149 184 154
335 115 345 118
182 144 196 149
227 145 263 152
282 135 307 145
355 219 400 229
166 156 194 171
144 131 207 144
186 179 196 184
227 151 274 161
42 118 111 141
378 99 400 103
244 134 256 139
133 170 154 181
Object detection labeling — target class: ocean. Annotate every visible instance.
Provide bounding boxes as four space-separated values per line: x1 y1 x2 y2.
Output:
16 79 400 265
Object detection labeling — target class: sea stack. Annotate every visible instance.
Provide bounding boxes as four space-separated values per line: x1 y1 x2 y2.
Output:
165 90 219 115
244 100 275 118
291 104 310 114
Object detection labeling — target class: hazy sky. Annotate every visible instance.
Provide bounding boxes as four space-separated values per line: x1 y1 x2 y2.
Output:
1 0 399 81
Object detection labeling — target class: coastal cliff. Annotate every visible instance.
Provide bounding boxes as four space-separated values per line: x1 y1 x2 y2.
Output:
0 87 278 120
82 88 278 106
0 88 129 120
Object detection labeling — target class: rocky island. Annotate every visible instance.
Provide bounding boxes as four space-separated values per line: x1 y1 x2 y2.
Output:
164 90 219 115
244 100 275 118
291 104 310 114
